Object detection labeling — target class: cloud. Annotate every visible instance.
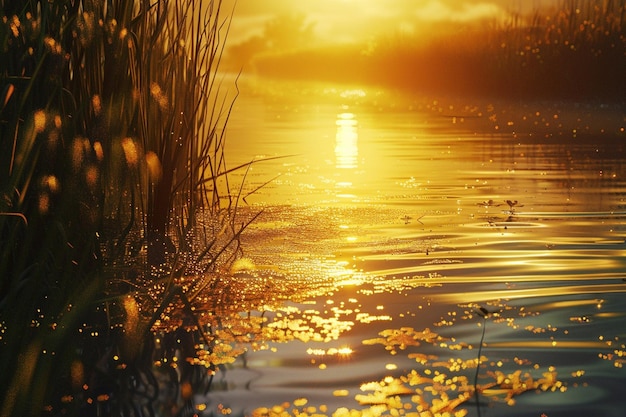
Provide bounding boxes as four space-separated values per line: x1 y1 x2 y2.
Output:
225 0 513 45
414 1 503 22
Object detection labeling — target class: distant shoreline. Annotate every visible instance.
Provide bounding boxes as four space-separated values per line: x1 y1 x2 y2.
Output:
234 74 626 142
226 0 625 103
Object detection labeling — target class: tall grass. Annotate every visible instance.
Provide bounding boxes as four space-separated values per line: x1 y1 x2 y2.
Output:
0 1 252 416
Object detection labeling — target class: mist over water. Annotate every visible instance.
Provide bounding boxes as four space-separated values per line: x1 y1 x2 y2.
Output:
212 81 626 416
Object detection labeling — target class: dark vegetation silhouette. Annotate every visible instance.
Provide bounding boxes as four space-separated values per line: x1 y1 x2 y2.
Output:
0 1 263 416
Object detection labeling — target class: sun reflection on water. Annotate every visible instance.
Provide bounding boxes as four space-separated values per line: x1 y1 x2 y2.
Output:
335 112 358 169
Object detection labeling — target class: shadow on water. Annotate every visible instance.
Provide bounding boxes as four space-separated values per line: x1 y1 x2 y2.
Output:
204 82 626 417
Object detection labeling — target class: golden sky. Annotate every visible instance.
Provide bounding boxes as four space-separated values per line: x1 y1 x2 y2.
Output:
223 0 559 44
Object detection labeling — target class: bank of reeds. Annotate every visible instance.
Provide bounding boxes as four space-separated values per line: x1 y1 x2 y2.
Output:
0 1 254 416
253 0 625 100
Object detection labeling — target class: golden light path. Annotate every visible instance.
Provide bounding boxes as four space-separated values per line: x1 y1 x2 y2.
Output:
434 283 626 303
335 112 358 169
365 255 625 283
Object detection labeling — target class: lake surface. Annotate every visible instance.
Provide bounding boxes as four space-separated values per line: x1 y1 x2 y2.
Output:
203 79 626 417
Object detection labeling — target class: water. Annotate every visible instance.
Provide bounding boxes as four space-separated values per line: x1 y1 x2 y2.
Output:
205 80 626 417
